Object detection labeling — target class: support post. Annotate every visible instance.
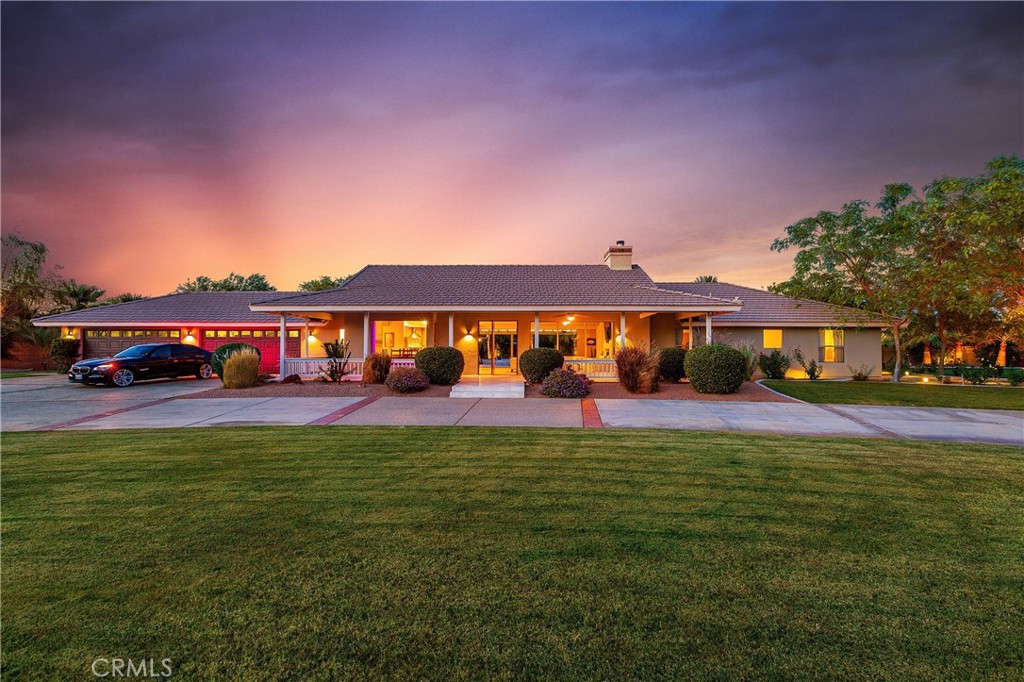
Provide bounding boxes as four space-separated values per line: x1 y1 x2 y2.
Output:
448 312 454 346
279 314 287 376
619 312 627 350
534 312 540 348
362 312 370 359
687 318 693 349
705 313 712 345
303 321 309 358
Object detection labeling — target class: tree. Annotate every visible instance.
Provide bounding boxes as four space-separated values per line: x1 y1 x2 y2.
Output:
99 292 147 306
175 273 276 292
693 275 718 283
298 275 349 292
772 190 927 382
1 233 61 359
53 279 105 312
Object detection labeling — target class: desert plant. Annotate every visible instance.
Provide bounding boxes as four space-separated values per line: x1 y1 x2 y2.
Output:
792 348 823 380
384 366 430 393
362 352 391 384
221 348 261 389
49 337 80 373
758 350 791 380
317 339 352 383
615 346 660 394
211 342 261 378
685 343 746 394
414 346 465 385
734 343 757 381
519 347 565 384
540 368 591 398
848 364 875 381
658 346 687 382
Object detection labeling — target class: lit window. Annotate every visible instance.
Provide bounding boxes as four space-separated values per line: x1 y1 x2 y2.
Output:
819 329 845 363
86 330 97 337
204 330 215 338
763 329 783 349
266 331 276 338
229 330 239 337
157 331 169 337
170 330 180 338
217 330 227 338
288 330 299 338
110 331 121 338
241 330 251 336
134 330 145 337
253 330 263 338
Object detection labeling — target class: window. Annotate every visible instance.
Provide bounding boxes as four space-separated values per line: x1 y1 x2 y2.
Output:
763 329 783 349
253 330 263 337
288 330 299 338
204 330 216 338
134 330 146 337
819 329 845 363
241 330 251 337
217 330 227 338
110 331 121 338
149 346 171 359
170 330 180 338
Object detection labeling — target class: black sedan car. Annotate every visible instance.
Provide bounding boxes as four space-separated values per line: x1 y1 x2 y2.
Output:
69 343 215 387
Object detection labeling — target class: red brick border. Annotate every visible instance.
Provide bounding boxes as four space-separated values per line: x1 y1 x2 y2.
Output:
581 398 604 428
307 397 378 425
33 397 176 431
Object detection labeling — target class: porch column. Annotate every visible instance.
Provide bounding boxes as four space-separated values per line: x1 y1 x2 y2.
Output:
448 312 454 346
705 313 713 345
303 320 309 358
279 314 287 376
687 318 693 349
534 313 540 348
619 312 627 350
362 312 370 358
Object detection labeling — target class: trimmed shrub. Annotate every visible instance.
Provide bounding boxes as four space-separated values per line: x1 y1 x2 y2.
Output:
848 364 874 381
540 368 590 398
658 347 686 382
520 348 565 384
758 350 791 380
362 352 392 384
1007 368 1024 387
212 343 261 378
414 346 465 385
385 367 430 393
685 343 746 394
221 349 261 389
616 346 660 394
49 338 80 374
961 366 997 385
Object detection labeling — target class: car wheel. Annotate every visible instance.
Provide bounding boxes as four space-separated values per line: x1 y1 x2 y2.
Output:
197 363 214 379
111 368 136 387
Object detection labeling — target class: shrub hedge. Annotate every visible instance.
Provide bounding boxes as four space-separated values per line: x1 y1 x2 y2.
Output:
414 346 465 385
685 343 746 394
519 348 565 384
658 347 686 382
540 368 590 398
385 367 430 393
211 343 261 378
222 349 261 389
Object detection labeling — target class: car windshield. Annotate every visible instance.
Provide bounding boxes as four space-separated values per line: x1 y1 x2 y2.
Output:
113 345 157 359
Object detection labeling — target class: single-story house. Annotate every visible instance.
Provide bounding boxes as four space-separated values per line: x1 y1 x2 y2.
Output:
34 243 886 379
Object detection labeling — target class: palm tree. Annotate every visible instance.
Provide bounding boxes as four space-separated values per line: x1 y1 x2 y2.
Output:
694 275 718 283
54 279 105 311
99 292 147 306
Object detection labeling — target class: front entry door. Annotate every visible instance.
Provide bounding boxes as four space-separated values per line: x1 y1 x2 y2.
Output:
477 321 518 374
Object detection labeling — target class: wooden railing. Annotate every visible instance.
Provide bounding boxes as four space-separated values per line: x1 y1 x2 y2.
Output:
281 357 417 378
564 358 618 379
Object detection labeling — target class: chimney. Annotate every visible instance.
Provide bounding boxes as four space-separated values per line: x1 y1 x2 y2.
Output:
603 240 633 270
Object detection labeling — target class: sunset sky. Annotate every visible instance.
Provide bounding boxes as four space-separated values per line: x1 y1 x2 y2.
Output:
2 2 1022 296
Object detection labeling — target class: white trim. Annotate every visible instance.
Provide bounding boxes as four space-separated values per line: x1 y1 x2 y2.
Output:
362 312 370 358
705 313 712 345
448 312 454 346
279 314 287 376
32 320 317 328
534 312 540 347
619 312 626 349
690 320 886 329
249 304 742 314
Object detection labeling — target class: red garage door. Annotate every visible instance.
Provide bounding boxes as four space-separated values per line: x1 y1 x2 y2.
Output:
84 329 181 358
202 329 301 374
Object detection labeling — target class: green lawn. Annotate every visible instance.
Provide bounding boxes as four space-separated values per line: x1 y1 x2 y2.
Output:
763 379 1024 410
0 370 50 379
3 427 1023 680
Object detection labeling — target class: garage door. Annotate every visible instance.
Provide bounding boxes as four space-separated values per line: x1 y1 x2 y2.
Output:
83 329 181 359
201 329 301 374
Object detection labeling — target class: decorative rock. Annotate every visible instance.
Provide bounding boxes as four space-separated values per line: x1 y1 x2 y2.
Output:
281 374 303 384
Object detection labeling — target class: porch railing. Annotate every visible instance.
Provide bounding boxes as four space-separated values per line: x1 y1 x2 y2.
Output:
564 358 618 379
281 357 417 378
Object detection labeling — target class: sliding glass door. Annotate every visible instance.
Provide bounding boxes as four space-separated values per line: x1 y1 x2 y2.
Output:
477 321 518 374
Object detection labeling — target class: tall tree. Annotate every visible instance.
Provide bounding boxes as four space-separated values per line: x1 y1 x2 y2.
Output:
175 273 276 292
1 233 61 358
53 279 105 311
298 275 348 292
772 189 928 382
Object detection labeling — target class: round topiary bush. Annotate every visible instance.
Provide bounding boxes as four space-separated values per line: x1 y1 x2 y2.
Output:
684 343 746 394
519 347 565 384
414 346 465 385
384 367 430 393
211 342 261 378
540 368 590 398
658 346 686 382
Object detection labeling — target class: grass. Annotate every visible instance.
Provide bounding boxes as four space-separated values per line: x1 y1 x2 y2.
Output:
3 427 1023 680
0 370 50 379
763 379 1024 410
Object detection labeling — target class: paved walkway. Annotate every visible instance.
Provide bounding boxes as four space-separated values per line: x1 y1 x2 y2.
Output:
2 376 1020 445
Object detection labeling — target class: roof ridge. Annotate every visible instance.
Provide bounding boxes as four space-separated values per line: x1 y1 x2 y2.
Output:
632 284 740 305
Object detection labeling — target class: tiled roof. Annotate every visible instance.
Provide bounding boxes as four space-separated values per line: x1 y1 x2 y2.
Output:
33 292 306 326
655 282 887 326
253 265 741 309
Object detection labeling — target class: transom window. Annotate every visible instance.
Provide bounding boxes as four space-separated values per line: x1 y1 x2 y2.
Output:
204 329 282 338
819 329 845 363
85 329 179 338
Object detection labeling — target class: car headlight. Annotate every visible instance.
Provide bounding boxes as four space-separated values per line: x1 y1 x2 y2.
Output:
95 364 114 372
